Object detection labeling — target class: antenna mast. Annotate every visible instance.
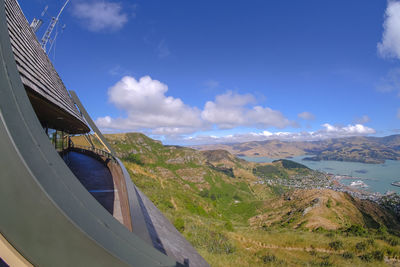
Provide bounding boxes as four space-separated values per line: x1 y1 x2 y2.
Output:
30 5 47 33
40 0 70 52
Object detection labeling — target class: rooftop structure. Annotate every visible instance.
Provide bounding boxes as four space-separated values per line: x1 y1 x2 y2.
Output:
0 0 208 266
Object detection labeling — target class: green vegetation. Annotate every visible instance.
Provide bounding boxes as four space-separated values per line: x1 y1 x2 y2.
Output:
272 159 310 169
106 132 400 266
253 164 289 179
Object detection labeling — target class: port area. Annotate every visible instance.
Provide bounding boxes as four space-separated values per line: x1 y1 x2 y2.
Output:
254 172 400 217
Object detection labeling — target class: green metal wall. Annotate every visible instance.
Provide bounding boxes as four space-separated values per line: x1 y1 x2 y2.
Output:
0 0 177 265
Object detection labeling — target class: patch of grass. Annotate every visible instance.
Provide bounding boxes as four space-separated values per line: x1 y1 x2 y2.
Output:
272 159 310 170
224 220 234 231
253 165 289 179
329 240 343 251
326 198 332 208
122 153 143 165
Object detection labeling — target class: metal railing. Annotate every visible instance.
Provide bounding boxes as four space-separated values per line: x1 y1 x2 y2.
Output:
70 144 116 162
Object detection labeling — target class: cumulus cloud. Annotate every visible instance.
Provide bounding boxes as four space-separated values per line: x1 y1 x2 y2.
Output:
96 76 203 135
184 123 376 145
201 91 292 129
354 115 370 124
72 1 128 32
298 111 315 120
96 78 295 136
378 0 400 59
97 76 377 143
321 123 375 135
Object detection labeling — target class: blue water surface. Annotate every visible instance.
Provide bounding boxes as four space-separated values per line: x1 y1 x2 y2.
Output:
241 155 400 194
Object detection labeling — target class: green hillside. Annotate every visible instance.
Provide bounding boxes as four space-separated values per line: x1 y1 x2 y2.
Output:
104 133 400 266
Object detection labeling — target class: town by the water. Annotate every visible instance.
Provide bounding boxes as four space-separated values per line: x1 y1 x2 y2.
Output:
255 171 400 217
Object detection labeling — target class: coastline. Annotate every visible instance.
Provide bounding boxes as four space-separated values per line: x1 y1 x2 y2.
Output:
242 155 400 195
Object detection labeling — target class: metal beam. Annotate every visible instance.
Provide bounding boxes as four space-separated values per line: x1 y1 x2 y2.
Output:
70 90 116 157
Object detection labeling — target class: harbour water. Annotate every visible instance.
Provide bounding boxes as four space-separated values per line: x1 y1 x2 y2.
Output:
241 155 400 194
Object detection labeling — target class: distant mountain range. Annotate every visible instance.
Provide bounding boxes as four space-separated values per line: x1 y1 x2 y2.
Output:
192 135 400 164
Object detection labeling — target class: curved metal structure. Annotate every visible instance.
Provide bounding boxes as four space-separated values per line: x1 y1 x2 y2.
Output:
0 0 208 266
6 0 88 133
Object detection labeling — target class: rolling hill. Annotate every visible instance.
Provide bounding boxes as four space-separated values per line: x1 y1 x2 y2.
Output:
83 132 400 266
193 135 400 164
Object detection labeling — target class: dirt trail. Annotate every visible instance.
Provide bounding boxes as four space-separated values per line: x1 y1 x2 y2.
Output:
230 233 344 254
171 197 178 210
231 233 400 265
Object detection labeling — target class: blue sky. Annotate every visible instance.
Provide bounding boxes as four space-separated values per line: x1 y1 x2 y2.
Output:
20 0 400 144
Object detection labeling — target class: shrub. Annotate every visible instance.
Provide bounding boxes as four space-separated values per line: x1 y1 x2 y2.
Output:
329 240 343 251
386 237 400 246
173 218 185 232
262 254 277 263
341 252 354 259
344 224 367 236
199 189 209 198
207 232 236 254
359 253 373 262
313 227 327 233
355 241 367 252
319 260 333 267
366 238 375 246
377 225 388 235
385 247 400 258
123 153 143 165
371 250 384 261
359 250 384 262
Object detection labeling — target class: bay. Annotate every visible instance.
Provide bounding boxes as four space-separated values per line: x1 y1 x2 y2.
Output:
240 155 400 194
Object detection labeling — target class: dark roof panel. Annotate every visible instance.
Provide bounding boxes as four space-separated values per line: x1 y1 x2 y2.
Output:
5 0 89 133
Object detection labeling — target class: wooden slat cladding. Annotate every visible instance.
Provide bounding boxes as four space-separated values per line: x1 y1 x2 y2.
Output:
4 0 89 133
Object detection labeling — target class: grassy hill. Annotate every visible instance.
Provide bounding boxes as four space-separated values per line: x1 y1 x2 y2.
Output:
97 133 400 266
193 135 400 164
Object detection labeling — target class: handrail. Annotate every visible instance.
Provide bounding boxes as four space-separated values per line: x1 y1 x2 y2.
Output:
70 144 116 162
69 145 156 249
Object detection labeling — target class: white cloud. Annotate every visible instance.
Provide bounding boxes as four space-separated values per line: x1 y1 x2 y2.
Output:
184 123 376 145
298 111 315 120
99 77 371 143
201 91 292 129
378 0 400 59
72 1 128 32
321 123 375 135
96 76 203 135
96 80 293 136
